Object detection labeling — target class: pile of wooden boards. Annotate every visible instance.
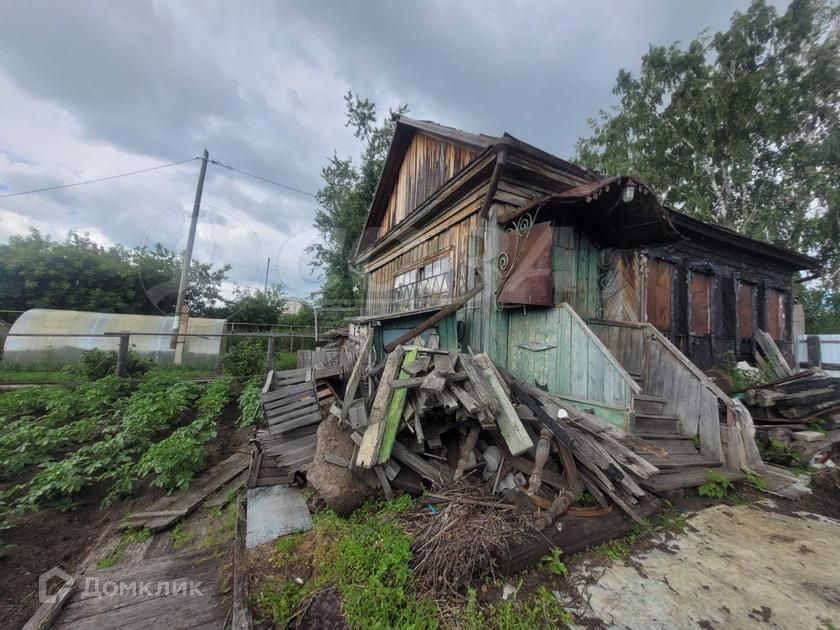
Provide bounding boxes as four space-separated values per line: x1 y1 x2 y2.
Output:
743 369 840 429
329 341 665 527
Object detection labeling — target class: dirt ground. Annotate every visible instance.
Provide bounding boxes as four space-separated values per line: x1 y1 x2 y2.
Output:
0 403 250 629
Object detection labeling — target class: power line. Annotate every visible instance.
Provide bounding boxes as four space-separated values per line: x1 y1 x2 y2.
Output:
209 159 317 198
0 157 199 199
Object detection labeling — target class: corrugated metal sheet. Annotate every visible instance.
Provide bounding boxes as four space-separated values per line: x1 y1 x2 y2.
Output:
3 309 226 367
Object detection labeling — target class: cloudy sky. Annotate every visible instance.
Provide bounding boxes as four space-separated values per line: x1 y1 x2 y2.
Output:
0 1 766 301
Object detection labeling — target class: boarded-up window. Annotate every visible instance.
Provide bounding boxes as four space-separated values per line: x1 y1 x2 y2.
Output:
767 288 787 340
738 282 755 338
646 259 672 330
690 272 711 335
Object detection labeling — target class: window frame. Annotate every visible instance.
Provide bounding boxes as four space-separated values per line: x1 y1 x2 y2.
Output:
390 251 452 313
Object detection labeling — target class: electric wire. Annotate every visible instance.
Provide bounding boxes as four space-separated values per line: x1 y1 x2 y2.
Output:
0 158 199 198
209 159 317 198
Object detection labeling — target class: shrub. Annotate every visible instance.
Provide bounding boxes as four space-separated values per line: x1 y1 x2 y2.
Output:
221 339 267 377
80 348 154 380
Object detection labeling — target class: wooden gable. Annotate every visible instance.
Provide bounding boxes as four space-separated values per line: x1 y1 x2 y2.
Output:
377 132 479 238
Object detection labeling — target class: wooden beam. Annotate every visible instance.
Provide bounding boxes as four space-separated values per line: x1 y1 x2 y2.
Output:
482 366 533 455
377 349 417 464
356 347 405 468
382 284 484 352
339 331 374 426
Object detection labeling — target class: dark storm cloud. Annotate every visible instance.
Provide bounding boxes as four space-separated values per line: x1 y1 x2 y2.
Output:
0 0 765 295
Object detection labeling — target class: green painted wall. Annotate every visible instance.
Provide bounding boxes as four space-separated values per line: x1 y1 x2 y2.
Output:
373 313 458 360
504 305 635 427
552 223 601 318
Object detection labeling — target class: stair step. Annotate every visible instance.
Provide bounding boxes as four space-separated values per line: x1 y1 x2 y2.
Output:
633 394 668 414
633 437 698 455
640 467 745 493
635 415 680 434
640 453 722 470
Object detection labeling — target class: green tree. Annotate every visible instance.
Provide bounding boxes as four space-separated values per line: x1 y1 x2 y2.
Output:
224 286 286 328
310 92 408 309
0 229 230 317
576 0 840 286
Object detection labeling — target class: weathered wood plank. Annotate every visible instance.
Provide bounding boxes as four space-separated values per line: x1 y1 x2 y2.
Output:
339 331 374 426
481 366 533 456
378 349 418 465
357 348 406 468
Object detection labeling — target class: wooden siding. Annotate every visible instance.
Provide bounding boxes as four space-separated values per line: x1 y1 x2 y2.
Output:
601 251 643 321
590 320 725 462
552 223 601 318
505 304 637 427
365 212 481 316
377 132 477 238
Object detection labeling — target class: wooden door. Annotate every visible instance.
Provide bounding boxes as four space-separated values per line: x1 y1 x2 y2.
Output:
690 272 711 335
738 282 755 338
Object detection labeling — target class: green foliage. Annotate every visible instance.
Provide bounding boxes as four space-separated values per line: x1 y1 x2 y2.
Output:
745 472 769 492
135 377 232 492
253 505 438 629
576 0 840 287
97 527 151 569
238 377 263 427
310 93 409 309
170 522 194 550
79 347 154 380
463 581 573 630
224 286 286 327
797 284 840 334
758 437 803 467
0 374 236 517
0 229 229 315
698 470 734 499
541 547 569 577
721 351 777 391
221 339 267 377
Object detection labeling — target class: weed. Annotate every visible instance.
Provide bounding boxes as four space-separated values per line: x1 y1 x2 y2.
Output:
818 617 838 630
170 522 193 550
237 377 262 427
491 585 573 629
698 471 734 499
202 502 238 548
745 472 769 492
574 492 598 507
97 527 151 569
540 547 568 577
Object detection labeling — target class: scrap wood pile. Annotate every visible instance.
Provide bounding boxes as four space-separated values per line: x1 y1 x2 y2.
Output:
743 369 840 427
742 368 840 466
308 337 667 589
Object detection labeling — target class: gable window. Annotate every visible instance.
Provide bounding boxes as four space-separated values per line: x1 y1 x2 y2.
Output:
646 258 673 330
391 255 451 312
690 272 711 335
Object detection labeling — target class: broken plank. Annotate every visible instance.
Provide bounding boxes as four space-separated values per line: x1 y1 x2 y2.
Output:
419 371 447 395
460 354 499 415
482 367 533 455
378 349 418 465
339 331 374 426
391 440 450 484
402 354 431 376
125 452 249 531
434 352 455 376
374 465 394 500
357 347 405 468
449 383 480 415
392 373 468 389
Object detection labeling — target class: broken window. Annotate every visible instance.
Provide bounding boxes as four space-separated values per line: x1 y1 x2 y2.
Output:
391 255 451 312
690 272 711 335
767 288 787 340
738 281 755 338
646 258 673 330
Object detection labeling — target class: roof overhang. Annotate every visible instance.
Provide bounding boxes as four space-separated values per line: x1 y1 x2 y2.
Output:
500 176 683 249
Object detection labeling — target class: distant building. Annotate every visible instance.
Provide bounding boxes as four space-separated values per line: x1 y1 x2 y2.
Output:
283 299 307 315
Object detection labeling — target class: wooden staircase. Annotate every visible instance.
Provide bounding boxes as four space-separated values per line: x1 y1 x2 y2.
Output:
631 391 743 492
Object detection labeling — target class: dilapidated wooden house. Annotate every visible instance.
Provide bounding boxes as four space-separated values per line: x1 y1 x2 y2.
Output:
352 116 819 485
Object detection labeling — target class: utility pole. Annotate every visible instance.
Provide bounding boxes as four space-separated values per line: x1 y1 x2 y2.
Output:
264 257 270 292
174 149 209 320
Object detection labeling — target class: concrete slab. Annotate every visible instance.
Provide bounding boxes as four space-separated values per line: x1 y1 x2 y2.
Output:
570 504 840 629
246 485 313 548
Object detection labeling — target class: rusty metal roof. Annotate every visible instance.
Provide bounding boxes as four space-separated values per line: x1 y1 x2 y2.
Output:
500 176 683 249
